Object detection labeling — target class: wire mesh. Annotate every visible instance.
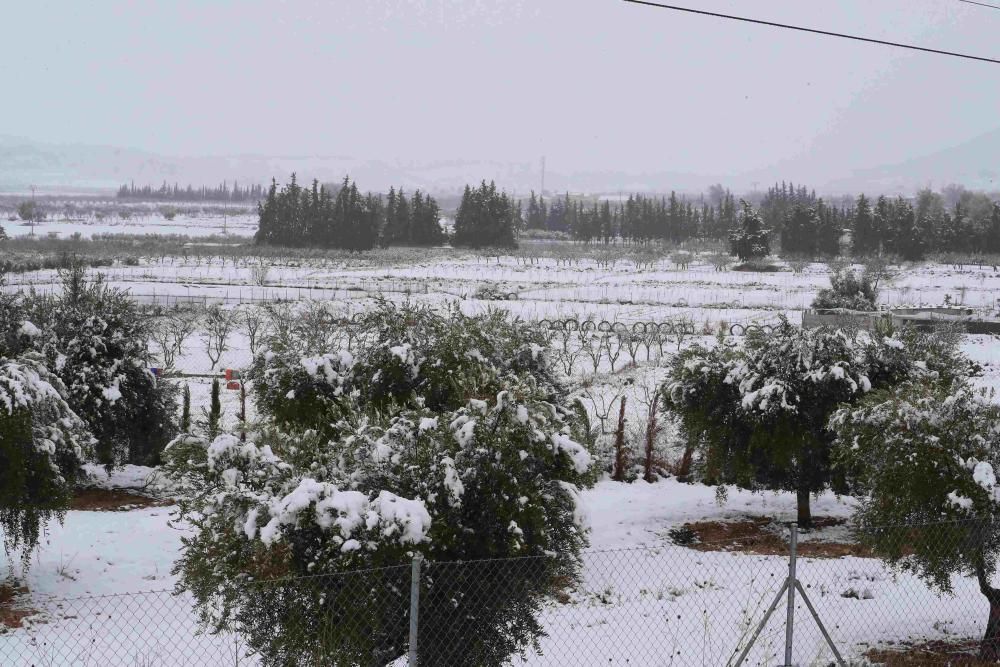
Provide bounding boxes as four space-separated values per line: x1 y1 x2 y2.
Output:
5 522 1000 666
794 517 1000 666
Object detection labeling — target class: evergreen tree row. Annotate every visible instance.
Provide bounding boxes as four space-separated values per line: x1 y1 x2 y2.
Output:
383 186 445 246
117 181 265 202
453 181 521 249
529 190 739 245
254 175 444 250
853 191 1000 260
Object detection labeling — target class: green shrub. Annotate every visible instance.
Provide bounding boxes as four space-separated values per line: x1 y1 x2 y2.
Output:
0 356 91 562
168 302 591 666
812 269 878 311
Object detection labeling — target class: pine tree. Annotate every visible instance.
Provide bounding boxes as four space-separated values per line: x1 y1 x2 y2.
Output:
887 198 924 261
382 187 410 246
986 203 1000 255
409 190 444 245
206 378 221 440
852 194 877 256
728 202 770 262
181 384 191 432
453 181 517 248
781 204 819 256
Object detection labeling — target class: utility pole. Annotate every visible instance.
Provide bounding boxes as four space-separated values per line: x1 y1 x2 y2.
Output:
30 185 36 237
540 156 546 201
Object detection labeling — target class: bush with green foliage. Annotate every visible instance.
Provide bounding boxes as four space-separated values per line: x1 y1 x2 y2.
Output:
811 269 879 311
728 201 770 262
452 181 518 249
832 382 1000 659
0 355 91 562
166 302 592 666
662 318 969 526
17 201 41 222
20 264 178 465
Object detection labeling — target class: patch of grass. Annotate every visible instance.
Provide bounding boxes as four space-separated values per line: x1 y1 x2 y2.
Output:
0 582 35 630
70 488 171 511
732 261 784 272
667 516 869 558
865 638 987 665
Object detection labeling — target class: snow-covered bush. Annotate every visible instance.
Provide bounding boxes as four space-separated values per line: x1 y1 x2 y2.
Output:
729 201 770 262
663 318 968 526
832 382 1000 659
811 269 879 311
20 265 178 465
0 355 91 563
168 302 592 666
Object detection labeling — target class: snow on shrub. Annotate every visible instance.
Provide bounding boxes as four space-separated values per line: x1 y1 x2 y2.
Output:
0 356 91 562
832 382 1000 660
20 264 178 465
811 269 879 311
663 317 969 526
168 302 592 666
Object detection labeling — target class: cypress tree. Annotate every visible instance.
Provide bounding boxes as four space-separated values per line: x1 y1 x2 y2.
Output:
852 194 876 256
181 384 191 432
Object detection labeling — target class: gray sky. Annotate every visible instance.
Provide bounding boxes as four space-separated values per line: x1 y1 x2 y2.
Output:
5 0 1000 187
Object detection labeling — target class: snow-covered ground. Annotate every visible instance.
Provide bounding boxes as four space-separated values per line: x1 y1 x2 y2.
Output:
2 209 258 239
4 223 1000 664
0 474 987 666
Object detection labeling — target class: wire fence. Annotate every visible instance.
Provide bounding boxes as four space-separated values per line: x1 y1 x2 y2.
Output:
2 519 999 666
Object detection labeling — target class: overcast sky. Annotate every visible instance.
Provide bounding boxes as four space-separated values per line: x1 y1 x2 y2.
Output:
5 0 999 184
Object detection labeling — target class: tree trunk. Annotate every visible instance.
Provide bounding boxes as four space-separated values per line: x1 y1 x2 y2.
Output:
676 445 695 483
612 397 628 482
643 389 660 483
975 560 1000 660
980 601 1000 661
796 487 812 529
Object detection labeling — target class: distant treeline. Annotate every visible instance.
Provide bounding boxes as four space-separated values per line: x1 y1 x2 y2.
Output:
530 181 1000 260
117 181 265 202
254 175 446 250
527 189 739 244
758 182 1000 259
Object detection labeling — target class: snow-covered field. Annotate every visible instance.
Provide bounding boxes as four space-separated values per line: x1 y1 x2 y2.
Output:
3 220 1000 665
2 202 258 239
1 473 988 666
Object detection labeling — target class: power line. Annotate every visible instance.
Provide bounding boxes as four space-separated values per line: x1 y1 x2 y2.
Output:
622 0 1000 65
957 0 1000 11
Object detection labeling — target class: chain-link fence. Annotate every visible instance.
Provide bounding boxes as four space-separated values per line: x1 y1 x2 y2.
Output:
4 519 999 666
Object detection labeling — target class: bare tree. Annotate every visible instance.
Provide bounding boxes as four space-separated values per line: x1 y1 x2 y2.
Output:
582 334 604 376
582 384 627 436
239 305 268 356
250 260 270 286
202 306 235 370
611 396 629 481
603 334 623 372
637 385 664 483
151 311 198 371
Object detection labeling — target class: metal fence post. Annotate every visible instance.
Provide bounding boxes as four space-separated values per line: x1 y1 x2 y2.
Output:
408 554 423 666
784 522 798 667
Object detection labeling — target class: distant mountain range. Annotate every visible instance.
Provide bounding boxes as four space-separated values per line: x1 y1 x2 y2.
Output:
2 131 998 198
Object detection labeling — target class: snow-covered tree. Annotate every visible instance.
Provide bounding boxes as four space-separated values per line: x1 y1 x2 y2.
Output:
0 355 91 563
832 382 1000 660
811 268 879 311
728 201 770 263
663 319 969 526
21 264 178 465
167 302 592 665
